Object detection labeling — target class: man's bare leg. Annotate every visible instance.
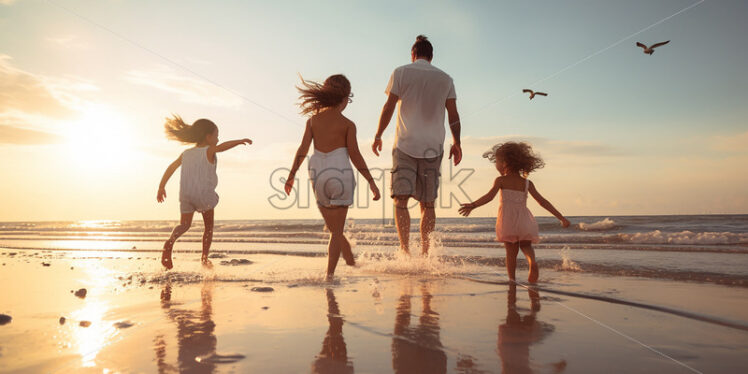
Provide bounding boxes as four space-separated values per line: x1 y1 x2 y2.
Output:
419 201 435 255
394 196 411 254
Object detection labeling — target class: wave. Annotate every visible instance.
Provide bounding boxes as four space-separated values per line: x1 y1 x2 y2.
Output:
4 231 748 250
616 230 748 245
578 218 617 231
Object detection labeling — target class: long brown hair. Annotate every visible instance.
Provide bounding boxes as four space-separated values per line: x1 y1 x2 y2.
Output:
296 74 351 116
164 115 217 144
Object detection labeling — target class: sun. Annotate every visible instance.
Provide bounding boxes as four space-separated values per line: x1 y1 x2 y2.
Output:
64 105 135 171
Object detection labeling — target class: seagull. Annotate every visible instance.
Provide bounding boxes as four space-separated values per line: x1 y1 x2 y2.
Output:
636 40 670 55
522 89 548 100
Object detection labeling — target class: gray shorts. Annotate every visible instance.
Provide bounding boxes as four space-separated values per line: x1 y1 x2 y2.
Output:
390 148 443 203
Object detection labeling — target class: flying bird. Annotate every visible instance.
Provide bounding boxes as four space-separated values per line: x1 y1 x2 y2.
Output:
522 89 548 100
636 40 670 55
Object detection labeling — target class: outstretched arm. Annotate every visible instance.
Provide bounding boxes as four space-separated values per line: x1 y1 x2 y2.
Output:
157 156 182 202
208 138 252 158
446 98 462 166
458 177 501 216
372 93 399 156
347 122 381 200
528 181 570 227
285 119 313 195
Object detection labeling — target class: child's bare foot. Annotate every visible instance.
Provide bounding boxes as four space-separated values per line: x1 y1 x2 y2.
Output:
341 248 355 266
528 268 539 284
161 241 174 270
201 257 213 269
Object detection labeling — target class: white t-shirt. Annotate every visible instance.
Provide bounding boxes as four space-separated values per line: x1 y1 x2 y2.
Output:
385 59 456 159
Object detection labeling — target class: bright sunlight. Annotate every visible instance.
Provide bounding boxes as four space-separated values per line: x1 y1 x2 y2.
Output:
63 104 135 171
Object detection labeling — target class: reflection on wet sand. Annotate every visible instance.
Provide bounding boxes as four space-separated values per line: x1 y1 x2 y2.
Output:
392 281 447 374
312 288 354 374
498 284 565 374
156 280 217 373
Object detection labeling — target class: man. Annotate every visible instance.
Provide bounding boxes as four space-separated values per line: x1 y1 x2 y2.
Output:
372 35 462 254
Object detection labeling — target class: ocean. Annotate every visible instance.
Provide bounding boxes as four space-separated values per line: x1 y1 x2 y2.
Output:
1 215 746 287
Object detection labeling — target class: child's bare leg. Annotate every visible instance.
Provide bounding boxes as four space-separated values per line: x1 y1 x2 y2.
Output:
341 236 355 266
519 240 538 283
319 206 348 280
326 235 342 280
504 242 520 281
200 210 214 268
162 212 193 270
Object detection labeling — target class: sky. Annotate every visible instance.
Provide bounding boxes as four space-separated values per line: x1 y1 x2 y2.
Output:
0 0 747 222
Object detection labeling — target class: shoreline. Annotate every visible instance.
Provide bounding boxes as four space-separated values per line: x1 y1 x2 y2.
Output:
2 251 747 373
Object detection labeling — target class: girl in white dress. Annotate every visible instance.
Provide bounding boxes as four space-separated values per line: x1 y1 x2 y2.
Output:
157 115 252 269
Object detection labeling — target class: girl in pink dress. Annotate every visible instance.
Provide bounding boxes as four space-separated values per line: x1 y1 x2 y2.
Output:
459 142 570 283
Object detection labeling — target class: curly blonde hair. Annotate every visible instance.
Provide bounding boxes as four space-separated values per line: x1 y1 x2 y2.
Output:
296 74 351 116
483 141 545 176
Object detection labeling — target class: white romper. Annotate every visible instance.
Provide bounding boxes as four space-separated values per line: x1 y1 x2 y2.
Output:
308 147 355 208
179 146 219 214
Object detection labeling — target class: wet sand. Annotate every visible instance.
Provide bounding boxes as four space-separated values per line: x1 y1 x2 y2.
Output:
1 249 747 373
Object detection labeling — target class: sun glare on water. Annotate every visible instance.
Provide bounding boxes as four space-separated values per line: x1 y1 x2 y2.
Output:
64 105 135 171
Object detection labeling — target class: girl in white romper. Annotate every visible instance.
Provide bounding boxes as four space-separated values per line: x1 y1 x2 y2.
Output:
157 115 252 269
459 142 570 283
285 74 381 280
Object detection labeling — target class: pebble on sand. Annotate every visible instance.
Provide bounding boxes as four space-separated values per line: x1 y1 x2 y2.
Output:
79 321 91 327
0 314 11 325
113 321 134 329
261 306 269 310
220 259 253 266
42 262 51 266
59 317 66 325
74 288 87 299
251 287 274 293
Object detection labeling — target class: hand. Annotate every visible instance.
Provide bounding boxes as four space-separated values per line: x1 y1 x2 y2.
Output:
560 218 571 228
449 143 462 166
369 181 381 201
283 175 295 195
372 138 382 156
458 202 474 217
241 138 253 145
157 188 166 203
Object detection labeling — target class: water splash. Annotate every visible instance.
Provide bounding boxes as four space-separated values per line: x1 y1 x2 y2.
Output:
558 246 581 272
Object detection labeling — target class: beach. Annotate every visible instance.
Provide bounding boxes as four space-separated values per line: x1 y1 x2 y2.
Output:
1 216 747 373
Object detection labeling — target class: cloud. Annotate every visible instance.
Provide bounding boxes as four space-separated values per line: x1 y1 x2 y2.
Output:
0 0 18 5
0 124 62 145
0 55 76 118
0 55 97 146
125 66 243 108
